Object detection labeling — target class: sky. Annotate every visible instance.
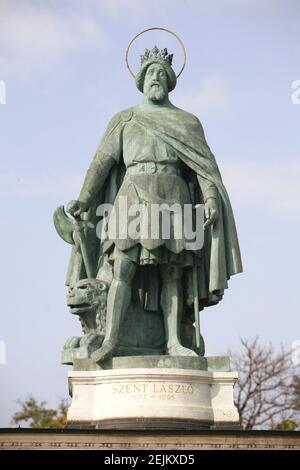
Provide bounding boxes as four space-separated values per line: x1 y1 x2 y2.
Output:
0 0 300 427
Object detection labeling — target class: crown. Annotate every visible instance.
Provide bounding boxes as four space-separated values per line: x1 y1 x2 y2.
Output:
140 46 173 67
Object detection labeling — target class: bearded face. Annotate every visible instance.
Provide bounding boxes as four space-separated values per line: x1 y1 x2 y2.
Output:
143 63 169 101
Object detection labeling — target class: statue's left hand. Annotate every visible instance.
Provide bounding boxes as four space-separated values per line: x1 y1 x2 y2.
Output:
204 198 219 229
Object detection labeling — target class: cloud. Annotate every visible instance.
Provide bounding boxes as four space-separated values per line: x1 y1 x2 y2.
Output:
175 77 234 120
222 158 300 214
88 0 165 18
0 173 84 199
0 0 107 75
200 0 282 7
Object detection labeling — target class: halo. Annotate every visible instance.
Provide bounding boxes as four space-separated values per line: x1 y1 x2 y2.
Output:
125 27 186 79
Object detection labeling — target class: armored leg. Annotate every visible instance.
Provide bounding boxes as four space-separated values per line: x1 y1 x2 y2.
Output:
91 253 136 363
160 264 198 356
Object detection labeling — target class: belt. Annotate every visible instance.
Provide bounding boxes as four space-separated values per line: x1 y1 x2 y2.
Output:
126 162 182 176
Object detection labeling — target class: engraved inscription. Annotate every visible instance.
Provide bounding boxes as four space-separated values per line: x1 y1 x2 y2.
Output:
112 382 194 400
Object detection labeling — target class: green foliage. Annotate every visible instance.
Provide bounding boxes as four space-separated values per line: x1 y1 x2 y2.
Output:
12 395 68 428
275 420 298 431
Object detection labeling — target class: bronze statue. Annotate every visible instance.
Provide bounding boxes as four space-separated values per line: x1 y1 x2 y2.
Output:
54 31 242 365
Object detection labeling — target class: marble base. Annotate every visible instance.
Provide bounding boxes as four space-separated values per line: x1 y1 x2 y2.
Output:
67 356 240 429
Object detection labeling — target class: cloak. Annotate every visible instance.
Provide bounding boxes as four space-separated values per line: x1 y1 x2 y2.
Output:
66 106 242 310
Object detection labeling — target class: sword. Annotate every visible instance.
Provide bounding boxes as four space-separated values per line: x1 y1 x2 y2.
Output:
188 182 202 355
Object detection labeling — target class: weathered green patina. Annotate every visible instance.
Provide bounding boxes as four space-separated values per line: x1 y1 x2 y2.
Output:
54 46 242 367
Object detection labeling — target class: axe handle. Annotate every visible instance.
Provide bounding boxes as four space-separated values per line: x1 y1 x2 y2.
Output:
77 231 94 278
74 218 94 278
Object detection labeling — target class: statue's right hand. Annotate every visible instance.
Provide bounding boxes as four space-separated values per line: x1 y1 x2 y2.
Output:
67 200 89 218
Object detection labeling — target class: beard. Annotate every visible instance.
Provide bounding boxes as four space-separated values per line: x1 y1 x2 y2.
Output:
146 83 167 101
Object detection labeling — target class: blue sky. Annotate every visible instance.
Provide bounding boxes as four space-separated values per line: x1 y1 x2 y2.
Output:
0 0 299 426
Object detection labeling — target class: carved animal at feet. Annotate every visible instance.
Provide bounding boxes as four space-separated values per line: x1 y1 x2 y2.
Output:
62 277 200 364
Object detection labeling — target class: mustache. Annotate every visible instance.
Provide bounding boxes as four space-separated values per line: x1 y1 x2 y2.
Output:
150 81 161 87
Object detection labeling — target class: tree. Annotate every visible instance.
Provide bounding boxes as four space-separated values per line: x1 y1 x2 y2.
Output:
229 337 300 430
12 395 68 428
292 375 300 410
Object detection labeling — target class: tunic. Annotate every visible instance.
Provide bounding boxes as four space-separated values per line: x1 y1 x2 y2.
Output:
79 111 217 266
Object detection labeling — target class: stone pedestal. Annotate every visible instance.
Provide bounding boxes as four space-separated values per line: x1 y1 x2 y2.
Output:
67 356 240 429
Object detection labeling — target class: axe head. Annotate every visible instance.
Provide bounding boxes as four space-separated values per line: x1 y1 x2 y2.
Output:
53 206 75 245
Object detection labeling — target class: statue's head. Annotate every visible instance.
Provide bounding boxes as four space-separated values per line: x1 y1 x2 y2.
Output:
136 46 177 100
